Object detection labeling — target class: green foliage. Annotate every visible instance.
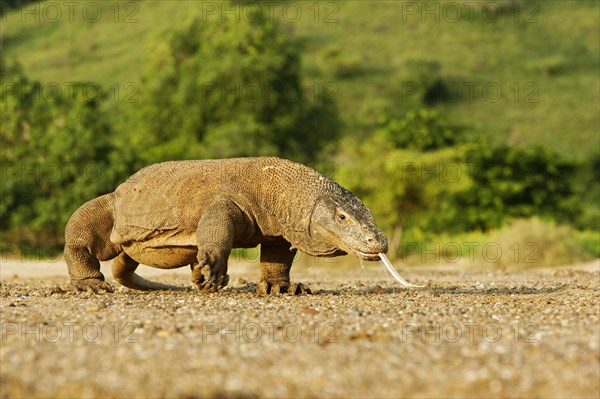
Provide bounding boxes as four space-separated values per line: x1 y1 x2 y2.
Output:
575 230 600 258
338 110 582 256
446 145 578 232
572 153 600 231
0 0 38 16
1 57 116 245
401 59 448 107
337 110 470 256
1 6 340 249
121 9 338 166
0 1 596 260
2 1 598 159
338 139 463 232
377 109 466 151
318 45 367 80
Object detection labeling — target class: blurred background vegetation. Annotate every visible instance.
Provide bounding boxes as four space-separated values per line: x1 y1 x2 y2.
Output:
1 0 598 266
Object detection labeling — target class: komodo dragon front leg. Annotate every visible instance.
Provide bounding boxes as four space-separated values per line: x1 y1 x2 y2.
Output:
257 240 311 295
191 196 245 292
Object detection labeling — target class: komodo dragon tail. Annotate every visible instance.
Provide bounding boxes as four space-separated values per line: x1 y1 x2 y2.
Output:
111 251 190 292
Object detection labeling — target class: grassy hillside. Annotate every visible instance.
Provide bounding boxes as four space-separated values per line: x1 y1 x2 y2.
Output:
2 0 599 158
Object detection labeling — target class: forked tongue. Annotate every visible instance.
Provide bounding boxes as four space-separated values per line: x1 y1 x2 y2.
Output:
378 253 425 288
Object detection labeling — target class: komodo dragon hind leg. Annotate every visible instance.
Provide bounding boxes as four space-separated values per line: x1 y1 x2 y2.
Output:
64 193 119 293
257 241 311 295
112 252 185 291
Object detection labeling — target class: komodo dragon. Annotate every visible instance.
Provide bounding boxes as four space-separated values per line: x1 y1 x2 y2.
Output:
64 157 388 294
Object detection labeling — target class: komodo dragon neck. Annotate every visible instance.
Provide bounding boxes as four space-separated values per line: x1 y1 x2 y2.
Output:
243 157 344 255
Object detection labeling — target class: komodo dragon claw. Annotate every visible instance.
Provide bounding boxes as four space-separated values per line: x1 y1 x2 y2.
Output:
70 279 114 294
257 281 312 295
192 264 229 292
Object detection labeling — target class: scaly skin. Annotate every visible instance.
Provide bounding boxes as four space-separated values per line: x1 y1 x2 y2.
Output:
64 157 388 295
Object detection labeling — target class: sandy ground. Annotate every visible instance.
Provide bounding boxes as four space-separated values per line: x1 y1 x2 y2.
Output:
1 258 599 398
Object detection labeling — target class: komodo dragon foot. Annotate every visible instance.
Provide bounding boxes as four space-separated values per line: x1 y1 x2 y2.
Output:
191 264 229 293
256 281 312 295
70 278 114 294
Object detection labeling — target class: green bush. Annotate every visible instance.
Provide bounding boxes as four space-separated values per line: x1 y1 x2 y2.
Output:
572 153 600 231
121 8 339 167
0 0 38 16
401 59 444 107
377 109 467 151
1 57 116 246
336 110 470 257
575 230 600 258
445 144 578 232
337 109 582 257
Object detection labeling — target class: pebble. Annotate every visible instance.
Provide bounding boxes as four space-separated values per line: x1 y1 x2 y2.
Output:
370 284 384 293
302 307 320 315
50 286 67 295
1 269 598 398
86 301 107 313
232 277 248 287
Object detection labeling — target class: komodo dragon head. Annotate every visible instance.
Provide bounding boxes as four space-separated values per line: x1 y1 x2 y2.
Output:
302 188 388 261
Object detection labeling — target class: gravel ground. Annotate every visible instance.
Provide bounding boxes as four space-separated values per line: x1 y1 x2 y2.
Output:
1 260 599 398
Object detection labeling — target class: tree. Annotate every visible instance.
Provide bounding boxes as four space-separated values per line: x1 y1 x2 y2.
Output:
120 6 338 167
336 109 580 257
1 57 116 247
377 109 465 151
0 0 39 16
447 144 578 231
572 153 600 231
336 110 469 257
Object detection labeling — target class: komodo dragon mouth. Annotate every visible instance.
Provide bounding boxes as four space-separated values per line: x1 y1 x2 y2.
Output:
352 249 383 261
